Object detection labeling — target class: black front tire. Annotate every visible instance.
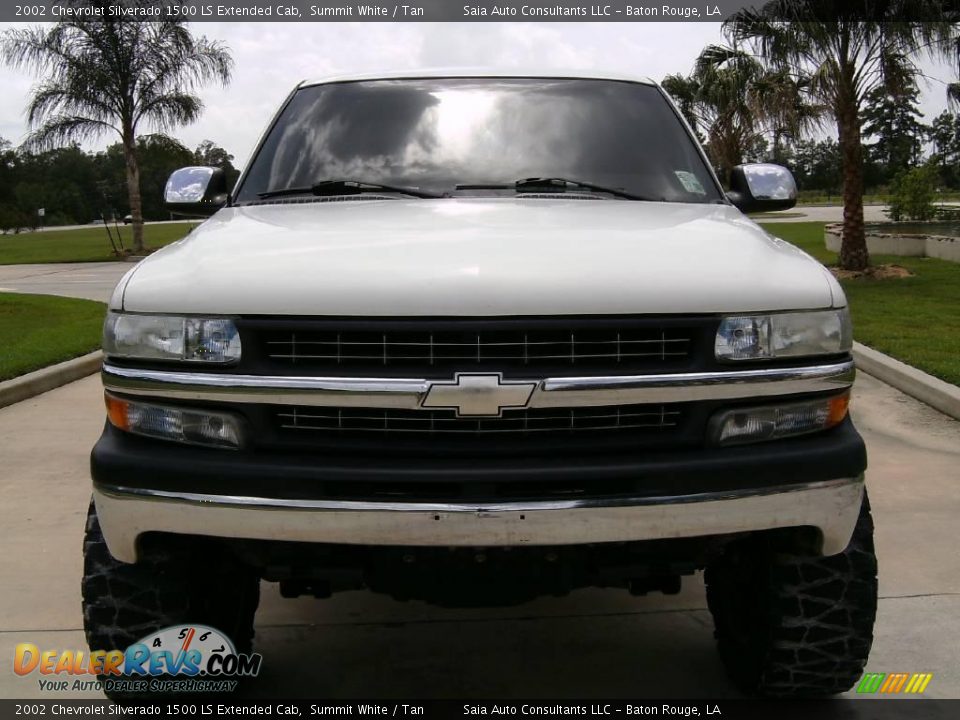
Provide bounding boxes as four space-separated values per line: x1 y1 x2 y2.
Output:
81 499 260 695
705 491 878 697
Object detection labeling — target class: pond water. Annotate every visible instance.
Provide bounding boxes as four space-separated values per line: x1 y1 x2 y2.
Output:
865 222 960 238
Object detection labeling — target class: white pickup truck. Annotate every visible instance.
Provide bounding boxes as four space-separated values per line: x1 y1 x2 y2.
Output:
85 70 876 697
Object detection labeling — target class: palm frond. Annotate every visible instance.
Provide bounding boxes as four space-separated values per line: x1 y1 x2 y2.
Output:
137 93 203 130
24 115 117 150
948 82 960 109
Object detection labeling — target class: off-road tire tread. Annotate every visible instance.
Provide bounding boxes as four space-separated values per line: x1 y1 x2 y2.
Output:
81 499 259 696
705 493 878 697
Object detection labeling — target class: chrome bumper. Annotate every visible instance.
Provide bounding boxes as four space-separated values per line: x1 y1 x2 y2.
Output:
93 476 865 564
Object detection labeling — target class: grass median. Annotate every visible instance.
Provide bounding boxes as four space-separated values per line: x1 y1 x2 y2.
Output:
760 221 960 388
0 293 106 381
0 222 199 265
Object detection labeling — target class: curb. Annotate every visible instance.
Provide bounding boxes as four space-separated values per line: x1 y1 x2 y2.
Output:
0 351 102 410
853 342 960 422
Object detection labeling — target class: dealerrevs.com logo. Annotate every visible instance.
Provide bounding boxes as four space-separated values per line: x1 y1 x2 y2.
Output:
14 625 262 694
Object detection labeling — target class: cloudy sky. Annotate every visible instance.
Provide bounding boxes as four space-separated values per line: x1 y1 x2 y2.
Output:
1 22 957 166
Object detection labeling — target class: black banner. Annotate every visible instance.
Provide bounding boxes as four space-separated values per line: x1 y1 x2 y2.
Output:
5 1 747 23
3 0 958 23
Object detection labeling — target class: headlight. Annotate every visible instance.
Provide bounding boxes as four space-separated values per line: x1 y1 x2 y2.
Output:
103 312 241 363
709 392 850 446
715 309 851 361
105 393 244 449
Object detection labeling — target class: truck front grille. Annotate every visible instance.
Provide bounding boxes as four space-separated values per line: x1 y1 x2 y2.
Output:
275 403 682 437
252 321 703 376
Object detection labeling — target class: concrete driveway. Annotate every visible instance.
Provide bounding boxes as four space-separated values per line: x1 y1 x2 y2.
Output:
24 220 191 233
756 205 893 223
0 372 958 701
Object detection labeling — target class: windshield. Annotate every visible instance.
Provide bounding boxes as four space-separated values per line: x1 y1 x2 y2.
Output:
234 77 722 204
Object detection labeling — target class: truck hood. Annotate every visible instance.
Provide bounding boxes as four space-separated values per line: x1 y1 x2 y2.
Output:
119 199 838 315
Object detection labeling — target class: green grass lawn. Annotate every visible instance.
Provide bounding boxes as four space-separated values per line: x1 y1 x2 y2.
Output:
0 293 106 381
760 221 960 387
0 222 198 265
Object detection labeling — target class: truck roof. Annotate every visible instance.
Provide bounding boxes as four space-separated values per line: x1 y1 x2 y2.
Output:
298 68 658 88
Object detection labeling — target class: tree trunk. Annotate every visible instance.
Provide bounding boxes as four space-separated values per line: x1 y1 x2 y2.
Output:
121 128 144 254
836 97 868 271
718 160 733 189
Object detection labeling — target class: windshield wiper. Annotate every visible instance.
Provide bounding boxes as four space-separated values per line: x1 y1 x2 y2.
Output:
258 180 444 200
455 177 652 201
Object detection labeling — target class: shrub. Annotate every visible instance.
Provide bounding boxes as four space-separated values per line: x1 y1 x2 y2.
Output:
0 204 32 234
886 164 939 221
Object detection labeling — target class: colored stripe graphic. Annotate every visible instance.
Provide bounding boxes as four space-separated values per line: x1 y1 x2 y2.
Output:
857 673 886 693
882 673 908 693
906 674 933 694
858 672 933 694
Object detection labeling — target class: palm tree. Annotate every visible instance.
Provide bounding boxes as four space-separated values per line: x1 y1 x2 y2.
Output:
751 66 825 162
1 2 232 252
663 44 821 185
724 0 959 271
660 73 703 142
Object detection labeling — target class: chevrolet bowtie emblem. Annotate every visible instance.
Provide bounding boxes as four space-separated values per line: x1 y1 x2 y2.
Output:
421 373 537 417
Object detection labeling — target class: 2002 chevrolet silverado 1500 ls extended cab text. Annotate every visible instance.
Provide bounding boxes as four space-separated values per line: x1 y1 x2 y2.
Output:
84 70 875 697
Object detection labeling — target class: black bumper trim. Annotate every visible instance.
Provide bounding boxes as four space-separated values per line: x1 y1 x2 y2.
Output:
90 418 867 503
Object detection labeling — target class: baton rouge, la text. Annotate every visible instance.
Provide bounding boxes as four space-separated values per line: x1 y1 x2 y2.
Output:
462 5 721 17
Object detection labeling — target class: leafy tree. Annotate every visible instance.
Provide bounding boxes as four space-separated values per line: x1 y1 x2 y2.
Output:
929 111 960 188
861 80 928 182
789 139 843 195
0 137 16 208
194 139 240 192
40 145 99 223
0 139 30 233
725 0 959 270
0 1 232 250
742 135 770 165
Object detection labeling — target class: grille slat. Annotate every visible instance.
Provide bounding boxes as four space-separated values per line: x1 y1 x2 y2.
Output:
265 338 691 347
275 404 682 436
266 352 690 361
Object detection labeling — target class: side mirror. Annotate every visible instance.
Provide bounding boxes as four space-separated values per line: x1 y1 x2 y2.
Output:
164 166 228 217
726 163 797 213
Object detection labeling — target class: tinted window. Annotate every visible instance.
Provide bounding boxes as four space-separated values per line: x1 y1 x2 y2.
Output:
235 77 721 203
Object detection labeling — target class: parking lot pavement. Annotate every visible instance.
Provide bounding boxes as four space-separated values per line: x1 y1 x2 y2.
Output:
0 372 958 700
27 220 190 233
0 263 130 303
758 205 892 223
